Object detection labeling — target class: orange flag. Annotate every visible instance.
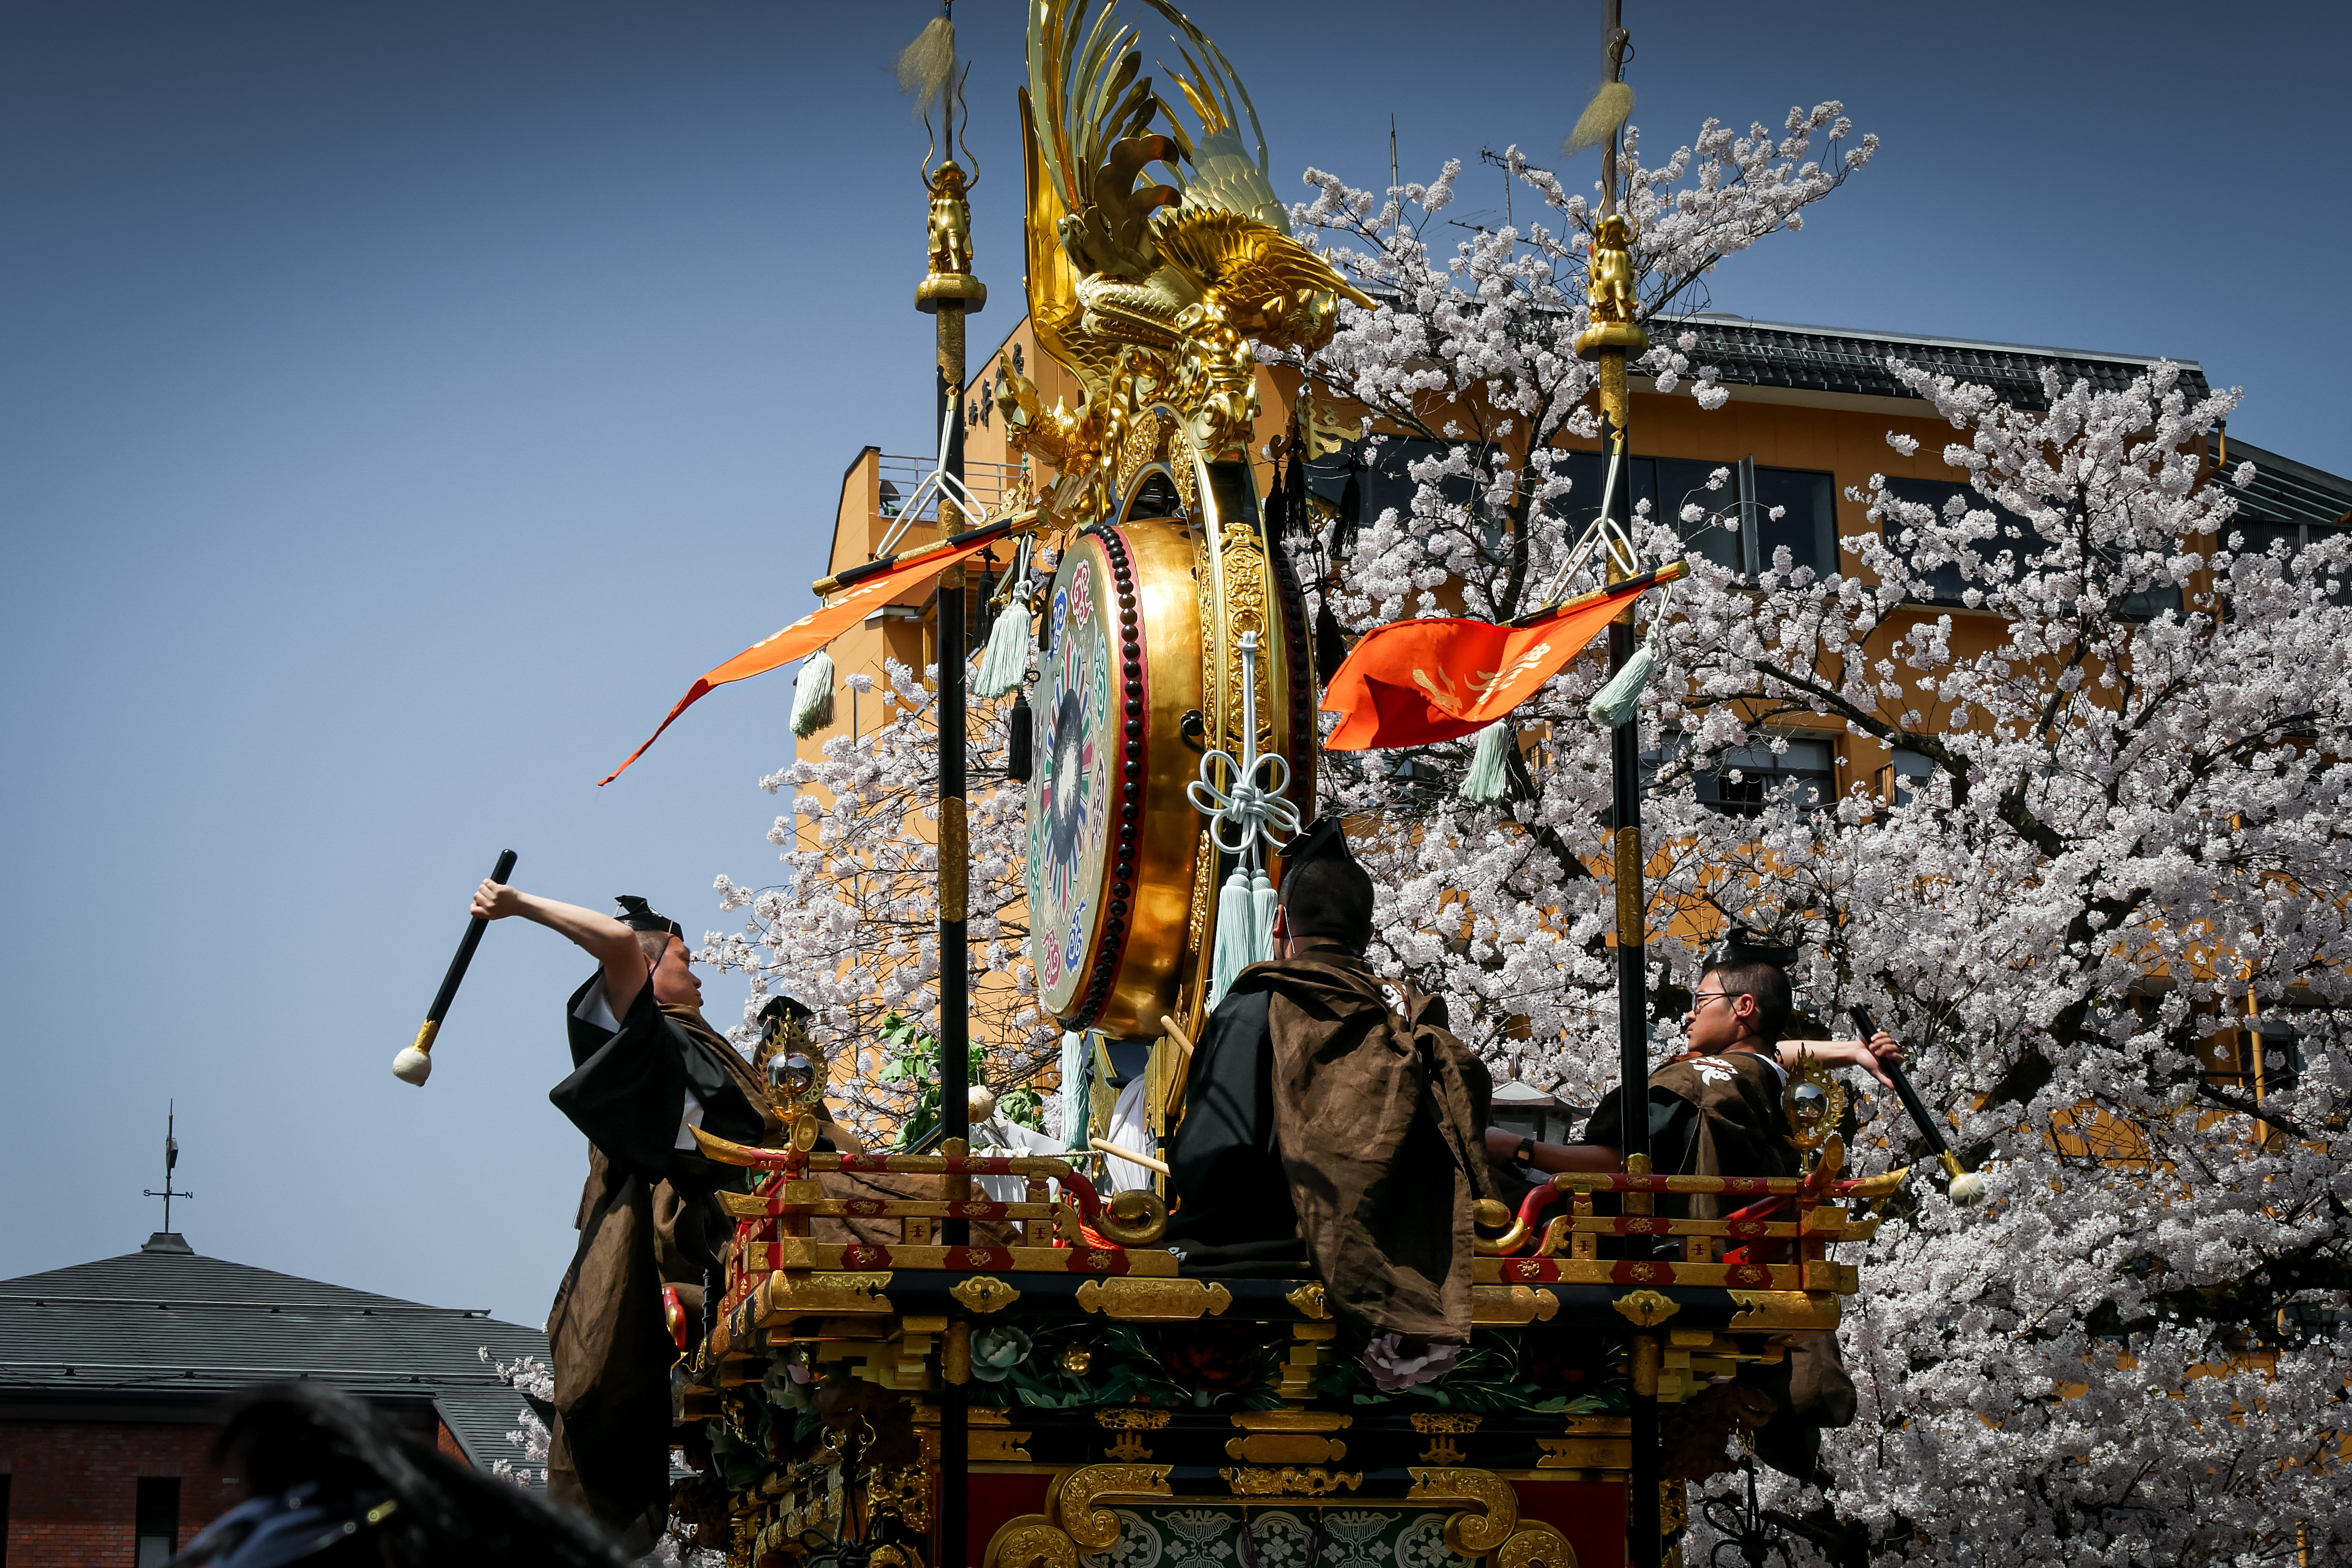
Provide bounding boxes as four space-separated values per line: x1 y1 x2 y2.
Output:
1320 563 1685 752
598 533 1005 785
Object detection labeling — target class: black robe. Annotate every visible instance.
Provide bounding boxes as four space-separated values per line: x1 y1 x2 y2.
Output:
1587 1047 1856 1481
543 977 769 1531
1166 991 1295 1250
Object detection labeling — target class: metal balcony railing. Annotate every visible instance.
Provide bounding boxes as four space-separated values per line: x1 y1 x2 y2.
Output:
874 453 1025 527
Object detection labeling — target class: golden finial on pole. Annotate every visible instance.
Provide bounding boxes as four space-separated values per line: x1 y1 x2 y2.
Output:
907 1 986 317
917 159 987 315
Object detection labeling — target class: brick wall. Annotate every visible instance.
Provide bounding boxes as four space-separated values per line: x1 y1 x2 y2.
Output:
0 1421 234 1568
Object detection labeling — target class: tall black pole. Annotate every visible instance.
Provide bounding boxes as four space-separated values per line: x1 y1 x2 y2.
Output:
937 340 970 1239
915 39 985 1560
1588 3 1660 1562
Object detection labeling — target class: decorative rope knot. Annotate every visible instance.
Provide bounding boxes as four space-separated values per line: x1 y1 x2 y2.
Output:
1191 629 1300 1010
1187 752 1300 855
1186 630 1301 856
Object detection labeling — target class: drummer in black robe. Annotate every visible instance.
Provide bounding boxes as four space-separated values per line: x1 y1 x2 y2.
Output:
1489 933 1899 1480
470 882 792 1542
1166 821 1499 1367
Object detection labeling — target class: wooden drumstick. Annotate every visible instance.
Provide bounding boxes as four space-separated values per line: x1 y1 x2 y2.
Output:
392 849 518 1086
1849 1004 1982 1205
1090 1137 1170 1176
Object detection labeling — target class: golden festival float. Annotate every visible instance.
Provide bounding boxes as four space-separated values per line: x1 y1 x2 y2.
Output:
635 5 1913 1565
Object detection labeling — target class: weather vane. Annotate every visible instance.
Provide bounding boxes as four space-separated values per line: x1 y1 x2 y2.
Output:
143 1100 193 1233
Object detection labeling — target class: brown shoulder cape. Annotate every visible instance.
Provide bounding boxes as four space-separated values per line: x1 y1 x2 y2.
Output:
1231 953 1497 1342
1588 1049 1797 1220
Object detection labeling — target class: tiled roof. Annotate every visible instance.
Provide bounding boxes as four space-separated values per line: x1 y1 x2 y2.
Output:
2217 437 2352 529
0 1235 548 1483
1670 313 2211 408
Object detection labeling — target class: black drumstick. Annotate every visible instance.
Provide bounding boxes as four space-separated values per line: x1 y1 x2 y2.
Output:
392 849 518 1087
1849 1004 1982 1204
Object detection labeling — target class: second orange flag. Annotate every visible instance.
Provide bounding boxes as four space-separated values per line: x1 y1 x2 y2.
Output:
1320 562 1686 752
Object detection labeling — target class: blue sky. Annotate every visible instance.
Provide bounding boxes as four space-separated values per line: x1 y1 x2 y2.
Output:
4 2 2344 1325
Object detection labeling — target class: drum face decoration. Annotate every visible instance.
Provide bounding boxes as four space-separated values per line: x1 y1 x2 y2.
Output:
1029 531 1119 1020
1027 460 1316 1038
1027 512 1205 1036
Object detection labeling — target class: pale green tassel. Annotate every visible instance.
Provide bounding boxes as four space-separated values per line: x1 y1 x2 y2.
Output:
1248 871 1277 966
1562 79 1635 156
1460 723 1515 804
895 15 955 121
1586 644 1653 728
1588 585 1670 728
791 651 835 738
974 600 1031 698
1208 868 1255 1010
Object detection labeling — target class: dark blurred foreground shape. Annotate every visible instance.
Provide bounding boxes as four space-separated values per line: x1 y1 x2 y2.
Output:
166 1383 626 1567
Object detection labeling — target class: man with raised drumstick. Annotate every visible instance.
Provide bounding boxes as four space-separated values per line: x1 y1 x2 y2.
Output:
469 881 790 1546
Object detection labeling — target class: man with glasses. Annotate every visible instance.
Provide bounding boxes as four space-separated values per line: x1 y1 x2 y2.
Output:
1476 932 1898 1481
1480 938 1899 1181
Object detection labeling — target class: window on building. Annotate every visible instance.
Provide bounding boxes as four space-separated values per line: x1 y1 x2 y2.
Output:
1878 476 2184 621
1311 442 1839 586
2193 1013 2314 1097
1551 452 1835 579
135 1478 180 1567
1877 476 2051 607
1550 450 1737 572
1747 464 1838 578
1305 437 1507 557
2223 517 2352 608
1875 747 1938 807
1696 736 1838 815
1386 753 1448 789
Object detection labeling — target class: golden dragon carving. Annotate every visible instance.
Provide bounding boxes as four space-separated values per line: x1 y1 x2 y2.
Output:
999 0 1372 519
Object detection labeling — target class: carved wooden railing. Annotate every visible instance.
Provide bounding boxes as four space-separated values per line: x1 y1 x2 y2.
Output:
1474 1138 1910 1296
681 1125 1910 1371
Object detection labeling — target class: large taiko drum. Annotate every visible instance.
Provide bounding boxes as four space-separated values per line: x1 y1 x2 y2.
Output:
1026 460 1316 1038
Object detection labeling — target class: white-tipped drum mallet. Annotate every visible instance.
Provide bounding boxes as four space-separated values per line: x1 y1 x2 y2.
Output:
392 849 518 1086
1849 1004 1983 1206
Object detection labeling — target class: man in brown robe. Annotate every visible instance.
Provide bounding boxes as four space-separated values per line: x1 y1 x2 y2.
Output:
1498 937 1898 1480
473 883 1007 1541
1167 821 1499 1359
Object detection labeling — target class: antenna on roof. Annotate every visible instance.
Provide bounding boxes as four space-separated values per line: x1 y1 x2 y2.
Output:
142 1101 193 1240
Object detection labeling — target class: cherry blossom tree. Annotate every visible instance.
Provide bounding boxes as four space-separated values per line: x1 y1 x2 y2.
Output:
1284 125 2352 1565
706 655 1059 1138
481 1347 553 1490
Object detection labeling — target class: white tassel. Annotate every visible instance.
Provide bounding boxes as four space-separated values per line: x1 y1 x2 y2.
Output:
1586 643 1653 728
974 600 1031 698
1056 1030 1088 1145
1460 723 1515 804
791 651 835 738
1248 870 1277 966
1207 868 1255 1011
